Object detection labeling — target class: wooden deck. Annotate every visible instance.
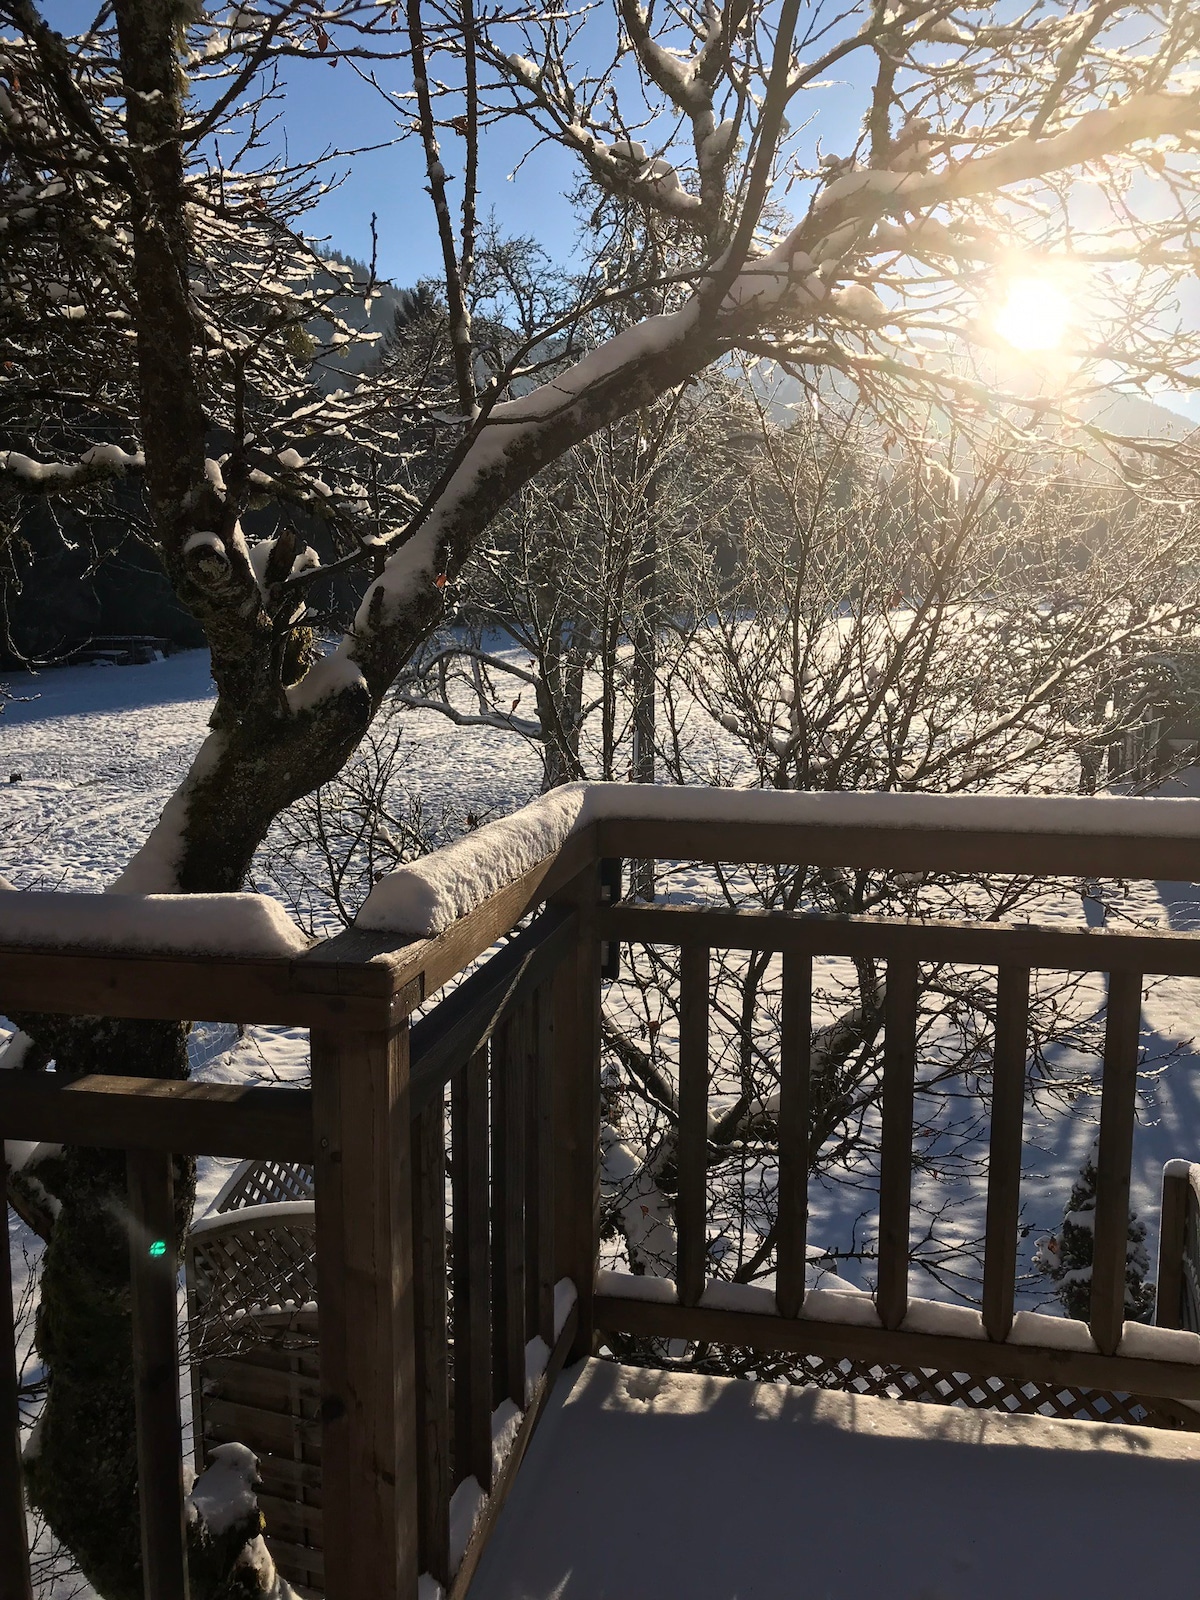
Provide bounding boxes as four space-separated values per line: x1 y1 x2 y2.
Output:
7 787 1200 1597
471 1358 1200 1600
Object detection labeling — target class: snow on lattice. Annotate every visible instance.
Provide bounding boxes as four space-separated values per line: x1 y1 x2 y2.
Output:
0 888 310 957
357 781 1200 936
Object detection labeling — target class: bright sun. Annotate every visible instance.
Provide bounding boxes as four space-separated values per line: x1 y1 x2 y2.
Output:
993 276 1074 353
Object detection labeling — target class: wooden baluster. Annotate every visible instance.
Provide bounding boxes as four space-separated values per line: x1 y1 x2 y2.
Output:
491 1020 526 1407
522 995 540 1338
1155 1162 1190 1331
451 1049 493 1492
876 959 918 1332
529 987 557 1346
677 944 710 1309
982 966 1030 1342
126 1148 189 1600
412 1095 450 1588
311 1023 418 1600
549 869 602 1361
775 952 812 1321
0 1145 33 1600
1091 970 1143 1356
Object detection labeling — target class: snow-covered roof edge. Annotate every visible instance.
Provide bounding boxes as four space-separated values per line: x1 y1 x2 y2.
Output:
355 782 1200 938
0 889 312 959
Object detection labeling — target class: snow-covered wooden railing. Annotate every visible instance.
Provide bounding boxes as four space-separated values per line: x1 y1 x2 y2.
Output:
7 784 1200 1600
0 830 595 1600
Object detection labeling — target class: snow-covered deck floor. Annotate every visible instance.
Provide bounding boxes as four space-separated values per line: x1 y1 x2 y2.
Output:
470 1359 1200 1599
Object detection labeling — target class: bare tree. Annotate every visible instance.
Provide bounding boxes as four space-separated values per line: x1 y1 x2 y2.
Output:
598 415 1200 1339
5 0 1200 1588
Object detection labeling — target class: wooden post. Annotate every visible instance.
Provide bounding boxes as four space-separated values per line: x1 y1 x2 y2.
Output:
982 966 1029 1343
0 1147 33 1600
676 944 710 1309
412 1096 450 1588
876 958 918 1332
451 1049 492 1490
490 1019 526 1408
550 865 602 1361
775 952 812 1321
311 1023 418 1600
532 986 558 1347
1156 1163 1191 1331
126 1148 189 1600
1091 970 1143 1356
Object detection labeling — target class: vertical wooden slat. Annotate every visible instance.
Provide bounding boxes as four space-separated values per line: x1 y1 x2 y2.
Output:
0 1147 33 1600
491 1020 526 1407
451 1049 492 1491
982 966 1030 1343
126 1147 189 1600
676 944 710 1309
412 1096 450 1588
1156 1163 1190 1331
532 987 557 1346
876 958 918 1332
521 994 541 1338
775 951 812 1321
1091 970 1143 1356
549 867 602 1361
312 1022 418 1600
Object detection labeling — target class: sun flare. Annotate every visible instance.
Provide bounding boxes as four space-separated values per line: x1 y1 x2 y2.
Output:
993 276 1074 354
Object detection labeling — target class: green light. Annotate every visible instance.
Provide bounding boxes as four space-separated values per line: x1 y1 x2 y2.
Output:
148 1240 167 1258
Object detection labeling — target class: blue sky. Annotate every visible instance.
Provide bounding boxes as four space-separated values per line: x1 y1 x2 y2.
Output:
38 2 1200 420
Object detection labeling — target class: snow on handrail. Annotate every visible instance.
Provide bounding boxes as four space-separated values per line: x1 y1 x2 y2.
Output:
0 888 312 958
356 781 1200 938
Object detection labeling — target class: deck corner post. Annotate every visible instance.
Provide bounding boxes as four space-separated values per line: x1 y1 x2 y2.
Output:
550 862 602 1363
1155 1164 1191 1331
311 1019 419 1600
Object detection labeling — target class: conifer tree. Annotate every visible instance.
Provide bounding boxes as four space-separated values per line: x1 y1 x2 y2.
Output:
1036 1142 1155 1324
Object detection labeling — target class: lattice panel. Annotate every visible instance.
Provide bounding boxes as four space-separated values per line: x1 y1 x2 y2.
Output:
672 1341 1193 1430
214 1159 315 1214
188 1209 318 1359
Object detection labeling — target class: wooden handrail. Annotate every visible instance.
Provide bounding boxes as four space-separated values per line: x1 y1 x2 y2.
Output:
0 1074 313 1160
599 902 1200 975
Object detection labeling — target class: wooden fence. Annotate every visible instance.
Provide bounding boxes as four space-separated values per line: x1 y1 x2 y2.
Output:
4 800 1200 1598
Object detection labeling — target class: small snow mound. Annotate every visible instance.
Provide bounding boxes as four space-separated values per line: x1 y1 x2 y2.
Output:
189 1441 260 1536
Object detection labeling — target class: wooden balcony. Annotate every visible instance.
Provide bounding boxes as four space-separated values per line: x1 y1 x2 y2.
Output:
5 786 1200 1597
